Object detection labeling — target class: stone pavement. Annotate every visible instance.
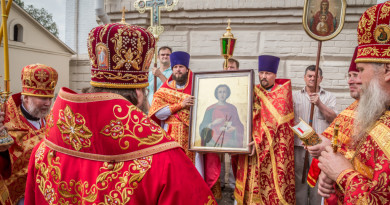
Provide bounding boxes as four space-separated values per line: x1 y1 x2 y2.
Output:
217 187 235 205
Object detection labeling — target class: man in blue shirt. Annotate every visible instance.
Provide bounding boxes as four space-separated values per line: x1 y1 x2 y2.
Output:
147 46 173 105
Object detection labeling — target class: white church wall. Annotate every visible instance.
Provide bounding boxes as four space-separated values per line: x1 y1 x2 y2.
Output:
69 0 376 111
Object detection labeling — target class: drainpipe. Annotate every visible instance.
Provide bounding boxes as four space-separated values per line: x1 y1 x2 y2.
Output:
95 0 111 24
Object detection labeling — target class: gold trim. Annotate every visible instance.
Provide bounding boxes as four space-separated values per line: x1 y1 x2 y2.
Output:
90 81 149 89
256 86 294 125
355 58 390 64
369 122 390 160
21 92 54 98
58 88 127 103
302 0 347 41
44 139 181 162
261 122 289 205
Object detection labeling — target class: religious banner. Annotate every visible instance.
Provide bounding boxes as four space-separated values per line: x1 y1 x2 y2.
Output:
302 0 347 41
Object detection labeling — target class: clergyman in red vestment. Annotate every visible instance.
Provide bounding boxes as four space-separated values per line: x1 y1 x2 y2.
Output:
0 64 58 205
234 55 296 204
24 22 216 205
318 3 390 204
306 46 361 205
148 51 196 162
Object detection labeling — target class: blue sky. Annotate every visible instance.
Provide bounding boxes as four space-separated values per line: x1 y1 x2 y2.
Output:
22 0 66 42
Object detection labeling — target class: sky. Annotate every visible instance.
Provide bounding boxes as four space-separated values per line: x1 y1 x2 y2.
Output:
22 0 66 42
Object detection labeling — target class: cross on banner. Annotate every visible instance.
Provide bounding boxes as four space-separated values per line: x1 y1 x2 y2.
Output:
134 0 178 38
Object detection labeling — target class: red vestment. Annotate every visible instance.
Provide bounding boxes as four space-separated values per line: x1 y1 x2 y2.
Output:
234 80 296 205
307 100 358 204
334 110 390 204
149 70 194 162
0 93 46 205
24 88 216 204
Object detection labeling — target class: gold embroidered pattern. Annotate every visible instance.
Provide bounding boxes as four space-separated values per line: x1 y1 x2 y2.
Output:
101 105 166 150
380 2 390 19
57 105 93 151
359 47 380 57
261 122 290 205
91 70 148 82
369 123 390 160
35 145 153 204
111 29 145 71
88 27 97 67
204 196 217 205
358 6 377 44
353 157 374 179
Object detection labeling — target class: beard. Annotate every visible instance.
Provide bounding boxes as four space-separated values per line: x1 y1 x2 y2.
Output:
354 77 390 143
138 96 149 113
27 100 50 119
260 79 269 88
172 71 188 86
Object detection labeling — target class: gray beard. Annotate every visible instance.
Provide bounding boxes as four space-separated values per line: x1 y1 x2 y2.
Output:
354 77 390 143
27 100 50 119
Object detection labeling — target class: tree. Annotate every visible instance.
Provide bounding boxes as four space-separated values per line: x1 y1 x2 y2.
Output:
14 0 59 37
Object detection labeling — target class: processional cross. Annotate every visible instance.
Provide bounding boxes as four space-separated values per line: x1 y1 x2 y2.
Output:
134 0 178 92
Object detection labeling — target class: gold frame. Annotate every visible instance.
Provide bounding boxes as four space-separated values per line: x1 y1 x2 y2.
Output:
302 0 347 41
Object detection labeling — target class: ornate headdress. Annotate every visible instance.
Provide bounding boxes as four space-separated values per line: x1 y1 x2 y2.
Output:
355 1 390 63
88 23 156 88
21 64 58 98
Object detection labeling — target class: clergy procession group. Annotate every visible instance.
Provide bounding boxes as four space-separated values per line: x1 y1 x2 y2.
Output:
1 1 390 205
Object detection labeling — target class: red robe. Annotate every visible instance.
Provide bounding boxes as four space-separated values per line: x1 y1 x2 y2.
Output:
0 93 46 205
149 70 194 162
24 87 216 205
335 110 390 204
234 80 296 205
307 100 358 205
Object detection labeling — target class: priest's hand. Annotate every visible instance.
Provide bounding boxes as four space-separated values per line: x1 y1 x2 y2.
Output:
318 146 353 181
318 171 335 198
307 134 331 158
181 96 195 109
248 141 256 156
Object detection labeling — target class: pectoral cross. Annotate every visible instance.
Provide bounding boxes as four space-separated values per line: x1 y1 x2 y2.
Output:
134 0 178 38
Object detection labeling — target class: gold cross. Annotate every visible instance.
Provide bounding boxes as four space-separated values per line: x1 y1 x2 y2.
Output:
35 70 48 82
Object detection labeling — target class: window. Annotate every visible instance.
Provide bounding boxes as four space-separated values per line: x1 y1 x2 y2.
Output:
13 24 23 42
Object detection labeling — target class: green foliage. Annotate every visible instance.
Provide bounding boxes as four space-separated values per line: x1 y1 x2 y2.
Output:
14 0 59 37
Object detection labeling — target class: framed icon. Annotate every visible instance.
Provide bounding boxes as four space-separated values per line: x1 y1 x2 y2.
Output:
189 70 253 153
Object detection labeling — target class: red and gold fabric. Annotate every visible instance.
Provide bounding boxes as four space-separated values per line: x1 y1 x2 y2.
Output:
24 87 216 204
149 70 195 162
355 1 390 64
234 80 296 205
334 111 390 205
88 23 155 89
0 93 46 205
307 100 358 188
21 64 58 98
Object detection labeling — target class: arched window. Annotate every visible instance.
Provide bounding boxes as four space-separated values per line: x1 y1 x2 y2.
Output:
13 24 23 42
